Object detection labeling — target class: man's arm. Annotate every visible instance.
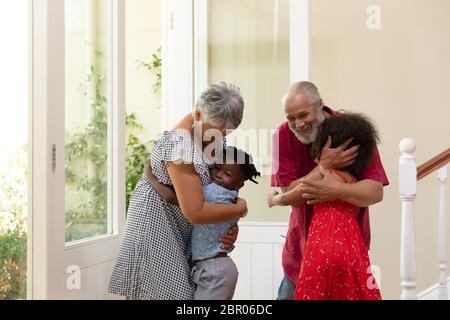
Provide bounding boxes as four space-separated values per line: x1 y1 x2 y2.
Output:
339 179 383 207
298 166 383 207
283 137 358 192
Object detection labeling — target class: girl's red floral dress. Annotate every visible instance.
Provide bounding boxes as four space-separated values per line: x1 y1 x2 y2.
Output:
294 176 381 300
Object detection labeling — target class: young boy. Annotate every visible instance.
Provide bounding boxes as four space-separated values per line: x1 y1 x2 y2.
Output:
147 146 260 300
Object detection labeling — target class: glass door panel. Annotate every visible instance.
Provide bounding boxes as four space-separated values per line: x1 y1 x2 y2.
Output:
65 0 112 242
194 0 291 222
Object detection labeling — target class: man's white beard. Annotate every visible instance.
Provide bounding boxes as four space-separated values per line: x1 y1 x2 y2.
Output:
289 110 325 145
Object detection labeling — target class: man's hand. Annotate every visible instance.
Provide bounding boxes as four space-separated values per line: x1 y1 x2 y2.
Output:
220 225 239 251
297 166 344 205
318 136 359 169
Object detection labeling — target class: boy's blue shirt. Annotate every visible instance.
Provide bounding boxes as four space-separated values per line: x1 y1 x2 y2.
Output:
191 182 239 261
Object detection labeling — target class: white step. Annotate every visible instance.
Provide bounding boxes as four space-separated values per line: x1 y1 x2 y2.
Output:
418 278 450 300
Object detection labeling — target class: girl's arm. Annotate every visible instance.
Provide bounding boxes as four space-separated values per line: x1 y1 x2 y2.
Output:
286 166 322 191
167 162 247 224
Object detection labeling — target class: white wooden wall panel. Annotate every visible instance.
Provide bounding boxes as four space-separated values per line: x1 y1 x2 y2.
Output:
230 223 288 300
272 243 285 298
252 244 274 300
232 243 252 300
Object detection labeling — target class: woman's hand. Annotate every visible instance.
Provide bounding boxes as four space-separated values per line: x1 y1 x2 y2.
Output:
220 225 239 251
267 191 279 208
318 136 359 169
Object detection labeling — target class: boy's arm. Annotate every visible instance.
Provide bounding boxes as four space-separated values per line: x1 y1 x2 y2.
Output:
144 164 179 205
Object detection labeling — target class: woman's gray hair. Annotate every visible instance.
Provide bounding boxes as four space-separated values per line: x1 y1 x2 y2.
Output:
194 82 244 130
282 81 322 109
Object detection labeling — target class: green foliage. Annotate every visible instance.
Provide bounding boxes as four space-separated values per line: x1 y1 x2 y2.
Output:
0 149 28 300
0 229 27 300
127 47 162 208
65 65 109 242
125 113 157 210
137 47 161 94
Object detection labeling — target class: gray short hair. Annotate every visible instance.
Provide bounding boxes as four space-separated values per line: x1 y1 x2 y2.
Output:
194 82 244 130
282 81 322 108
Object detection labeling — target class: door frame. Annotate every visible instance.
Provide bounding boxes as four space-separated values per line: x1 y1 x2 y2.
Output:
160 0 312 129
187 0 311 101
30 0 125 299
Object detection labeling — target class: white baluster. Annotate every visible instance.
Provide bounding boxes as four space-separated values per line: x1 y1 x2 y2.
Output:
399 138 418 300
438 166 448 300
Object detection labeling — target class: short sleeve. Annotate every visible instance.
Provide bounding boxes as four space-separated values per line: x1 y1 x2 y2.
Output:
160 132 195 165
360 147 389 186
271 127 299 187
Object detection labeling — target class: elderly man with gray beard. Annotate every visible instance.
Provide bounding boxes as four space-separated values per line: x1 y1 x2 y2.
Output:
269 81 389 300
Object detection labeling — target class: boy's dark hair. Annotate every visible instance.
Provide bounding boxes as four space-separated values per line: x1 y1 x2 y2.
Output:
311 112 380 179
223 146 261 184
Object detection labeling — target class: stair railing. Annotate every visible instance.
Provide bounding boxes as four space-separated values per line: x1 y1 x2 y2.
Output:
399 139 449 300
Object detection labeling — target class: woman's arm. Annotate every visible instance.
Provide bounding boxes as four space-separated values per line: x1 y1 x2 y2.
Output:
166 162 247 224
173 114 194 130
145 164 239 249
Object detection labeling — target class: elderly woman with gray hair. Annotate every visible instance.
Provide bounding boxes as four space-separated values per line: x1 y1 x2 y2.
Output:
108 82 248 300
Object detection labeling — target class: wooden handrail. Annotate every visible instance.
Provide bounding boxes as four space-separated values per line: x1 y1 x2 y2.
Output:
417 148 450 180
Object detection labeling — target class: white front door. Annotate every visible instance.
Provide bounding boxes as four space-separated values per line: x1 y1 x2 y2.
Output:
31 0 125 299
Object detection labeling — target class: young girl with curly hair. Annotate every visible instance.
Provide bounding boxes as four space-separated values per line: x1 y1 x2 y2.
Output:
268 112 382 300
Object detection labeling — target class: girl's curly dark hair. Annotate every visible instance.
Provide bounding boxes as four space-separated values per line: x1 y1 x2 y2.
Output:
311 113 380 179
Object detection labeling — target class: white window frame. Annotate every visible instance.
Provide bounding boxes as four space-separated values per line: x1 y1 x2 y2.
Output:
161 0 194 131
290 0 311 82
162 0 311 129
188 0 311 101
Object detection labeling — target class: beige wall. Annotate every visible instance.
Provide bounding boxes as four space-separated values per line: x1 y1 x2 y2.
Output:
126 0 162 141
311 0 450 299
